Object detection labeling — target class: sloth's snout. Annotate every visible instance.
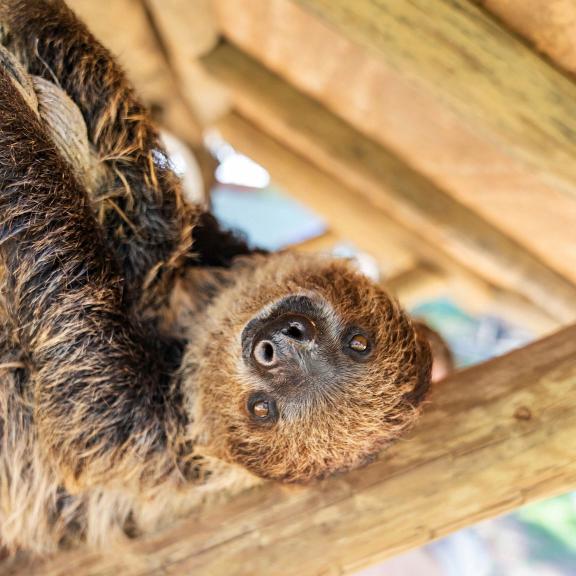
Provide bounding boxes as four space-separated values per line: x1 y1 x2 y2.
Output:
252 314 316 369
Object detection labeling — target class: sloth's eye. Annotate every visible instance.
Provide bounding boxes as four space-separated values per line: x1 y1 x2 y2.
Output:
247 393 278 424
253 400 270 418
349 334 369 353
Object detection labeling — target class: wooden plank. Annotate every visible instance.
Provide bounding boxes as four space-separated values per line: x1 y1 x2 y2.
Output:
202 44 576 322
291 0 576 197
473 0 576 76
213 0 576 292
28 325 576 575
145 0 230 126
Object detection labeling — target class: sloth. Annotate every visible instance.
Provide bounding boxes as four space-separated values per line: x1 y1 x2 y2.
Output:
0 0 432 557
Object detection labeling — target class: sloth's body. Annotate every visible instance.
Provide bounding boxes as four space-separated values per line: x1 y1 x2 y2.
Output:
0 253 428 554
0 0 432 557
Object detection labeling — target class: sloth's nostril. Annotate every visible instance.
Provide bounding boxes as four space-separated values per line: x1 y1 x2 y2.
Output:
280 316 316 343
283 323 304 340
253 340 276 367
251 315 316 370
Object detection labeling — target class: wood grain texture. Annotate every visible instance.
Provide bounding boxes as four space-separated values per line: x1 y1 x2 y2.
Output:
475 0 576 75
213 0 576 291
145 0 230 126
292 0 576 195
202 43 576 321
26 324 576 575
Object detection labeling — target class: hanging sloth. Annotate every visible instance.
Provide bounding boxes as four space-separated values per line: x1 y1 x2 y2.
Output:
0 0 434 556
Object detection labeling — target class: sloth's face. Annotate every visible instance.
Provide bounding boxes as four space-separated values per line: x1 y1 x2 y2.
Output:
187 252 431 483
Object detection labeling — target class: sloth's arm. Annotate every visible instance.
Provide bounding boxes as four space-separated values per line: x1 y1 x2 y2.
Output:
0 66 182 489
1 0 257 304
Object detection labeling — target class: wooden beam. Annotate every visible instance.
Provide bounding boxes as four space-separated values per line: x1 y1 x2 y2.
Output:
145 0 218 61
213 0 576 290
144 0 231 127
29 325 576 575
473 0 576 76
292 0 576 198
202 44 576 322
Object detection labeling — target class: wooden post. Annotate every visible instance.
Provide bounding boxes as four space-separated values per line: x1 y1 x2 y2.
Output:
28 325 576 575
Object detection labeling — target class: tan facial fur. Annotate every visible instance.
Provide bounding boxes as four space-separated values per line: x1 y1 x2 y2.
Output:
183 252 432 484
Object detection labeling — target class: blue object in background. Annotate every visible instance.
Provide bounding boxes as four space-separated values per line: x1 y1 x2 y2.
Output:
411 297 533 368
211 184 327 251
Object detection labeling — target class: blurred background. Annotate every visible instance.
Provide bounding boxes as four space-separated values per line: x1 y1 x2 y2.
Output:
64 1 576 574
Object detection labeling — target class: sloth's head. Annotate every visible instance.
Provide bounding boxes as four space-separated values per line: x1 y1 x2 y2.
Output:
183 252 431 484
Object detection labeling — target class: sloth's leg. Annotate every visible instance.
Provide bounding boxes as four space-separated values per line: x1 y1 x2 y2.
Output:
0 0 258 303
0 65 184 490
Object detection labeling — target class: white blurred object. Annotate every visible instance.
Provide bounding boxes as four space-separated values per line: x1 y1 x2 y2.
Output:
215 153 270 188
205 129 270 189
429 529 493 576
160 130 206 205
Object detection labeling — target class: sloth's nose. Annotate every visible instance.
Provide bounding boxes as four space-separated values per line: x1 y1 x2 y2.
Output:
252 314 316 369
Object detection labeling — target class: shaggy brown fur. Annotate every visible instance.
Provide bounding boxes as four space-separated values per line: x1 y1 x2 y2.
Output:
0 0 254 315
0 0 432 557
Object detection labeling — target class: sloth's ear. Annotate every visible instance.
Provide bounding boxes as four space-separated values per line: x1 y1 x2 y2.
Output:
412 320 455 384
